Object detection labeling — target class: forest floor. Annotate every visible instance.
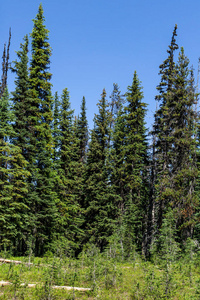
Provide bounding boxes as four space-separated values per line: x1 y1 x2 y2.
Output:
0 253 199 299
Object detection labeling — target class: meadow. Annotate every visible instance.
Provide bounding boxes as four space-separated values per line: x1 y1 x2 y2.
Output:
0 246 200 300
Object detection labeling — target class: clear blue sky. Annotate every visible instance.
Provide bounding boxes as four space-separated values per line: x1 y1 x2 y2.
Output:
1 0 200 129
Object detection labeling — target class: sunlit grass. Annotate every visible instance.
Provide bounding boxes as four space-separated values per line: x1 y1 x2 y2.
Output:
0 253 199 299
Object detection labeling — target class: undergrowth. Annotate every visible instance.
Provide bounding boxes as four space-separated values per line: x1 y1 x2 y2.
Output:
0 247 200 299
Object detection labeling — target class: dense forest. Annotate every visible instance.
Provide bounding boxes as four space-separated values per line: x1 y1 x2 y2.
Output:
1 4 200 264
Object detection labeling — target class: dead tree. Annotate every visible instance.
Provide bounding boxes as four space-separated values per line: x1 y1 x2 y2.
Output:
0 28 11 98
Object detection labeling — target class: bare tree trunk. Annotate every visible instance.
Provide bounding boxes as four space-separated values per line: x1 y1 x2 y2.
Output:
0 29 11 98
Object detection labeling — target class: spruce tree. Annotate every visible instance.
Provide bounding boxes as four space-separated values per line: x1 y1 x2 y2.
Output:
109 83 124 129
108 75 148 255
108 85 126 250
11 35 34 253
52 91 60 165
12 35 31 161
0 88 29 253
28 4 57 255
167 48 198 240
84 89 115 249
54 88 83 251
152 26 198 246
123 71 149 253
151 25 179 238
77 96 88 162
75 97 89 239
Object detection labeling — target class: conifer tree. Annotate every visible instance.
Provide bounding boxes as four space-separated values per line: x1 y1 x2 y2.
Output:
84 89 115 249
28 4 57 255
109 83 124 129
108 85 126 249
12 35 31 160
167 48 198 240
152 25 198 246
108 75 148 255
110 106 126 212
11 35 34 253
75 97 89 230
0 88 30 253
77 96 88 162
54 88 83 251
52 91 60 164
151 25 179 239
123 71 149 253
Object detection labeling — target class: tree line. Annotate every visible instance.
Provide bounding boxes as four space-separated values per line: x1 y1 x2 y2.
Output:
0 5 199 258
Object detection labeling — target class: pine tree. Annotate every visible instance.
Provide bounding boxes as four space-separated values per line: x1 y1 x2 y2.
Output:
28 4 57 255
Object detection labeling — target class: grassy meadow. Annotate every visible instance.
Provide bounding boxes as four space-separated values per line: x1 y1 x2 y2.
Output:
0 248 200 299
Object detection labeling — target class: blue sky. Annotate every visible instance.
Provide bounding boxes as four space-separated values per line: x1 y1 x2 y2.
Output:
1 0 200 129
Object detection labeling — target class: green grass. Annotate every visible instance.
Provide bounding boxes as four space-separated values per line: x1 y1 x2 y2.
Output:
0 253 200 299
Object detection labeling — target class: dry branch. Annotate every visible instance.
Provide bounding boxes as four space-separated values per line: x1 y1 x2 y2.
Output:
0 258 33 265
52 285 91 291
0 281 91 291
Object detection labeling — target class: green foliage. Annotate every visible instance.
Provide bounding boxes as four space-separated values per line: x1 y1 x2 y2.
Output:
0 88 30 253
151 209 180 266
1 253 200 299
27 3 58 255
109 83 124 129
77 96 89 162
52 88 83 253
152 25 198 247
52 91 60 165
2 3 200 278
110 72 149 255
84 89 115 249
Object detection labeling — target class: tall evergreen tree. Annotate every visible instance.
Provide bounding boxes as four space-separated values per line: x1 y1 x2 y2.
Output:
28 4 57 255
151 25 179 241
108 86 127 252
109 83 124 129
84 89 115 249
52 91 60 164
11 35 35 253
75 97 89 237
109 75 148 255
152 26 198 247
167 48 198 240
77 96 88 162
123 71 149 253
12 35 31 160
0 88 29 253
54 88 83 251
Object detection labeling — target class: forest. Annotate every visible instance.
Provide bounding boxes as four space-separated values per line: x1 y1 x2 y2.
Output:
1 3 200 299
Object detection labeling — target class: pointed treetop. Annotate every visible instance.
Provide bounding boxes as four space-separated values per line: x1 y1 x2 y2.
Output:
126 70 144 103
167 24 178 56
31 3 50 52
